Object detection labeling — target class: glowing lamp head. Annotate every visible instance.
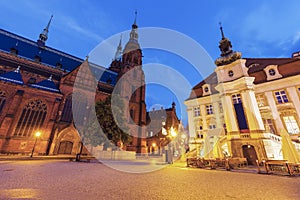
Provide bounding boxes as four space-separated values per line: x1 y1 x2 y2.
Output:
35 131 41 137
152 143 156 147
170 127 177 137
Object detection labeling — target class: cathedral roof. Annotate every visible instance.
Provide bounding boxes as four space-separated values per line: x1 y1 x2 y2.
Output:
0 67 24 85
29 76 60 93
0 28 82 72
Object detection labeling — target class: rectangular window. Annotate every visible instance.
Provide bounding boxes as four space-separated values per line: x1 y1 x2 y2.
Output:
256 94 267 107
194 106 200 117
283 116 299 134
264 119 276 134
274 90 289 104
232 94 242 104
206 104 214 115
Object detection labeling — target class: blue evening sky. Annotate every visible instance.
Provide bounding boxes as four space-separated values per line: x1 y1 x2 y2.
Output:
1 0 300 126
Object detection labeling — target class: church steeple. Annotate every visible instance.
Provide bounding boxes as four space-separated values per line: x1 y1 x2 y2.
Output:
114 34 123 61
215 22 241 66
129 11 139 42
37 15 53 47
123 11 141 60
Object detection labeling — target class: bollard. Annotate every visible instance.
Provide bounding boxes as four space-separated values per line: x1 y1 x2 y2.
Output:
225 158 230 171
256 160 260 174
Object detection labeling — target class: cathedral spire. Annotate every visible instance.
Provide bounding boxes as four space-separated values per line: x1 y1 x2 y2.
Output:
129 11 138 41
133 10 138 29
37 15 53 47
114 34 123 60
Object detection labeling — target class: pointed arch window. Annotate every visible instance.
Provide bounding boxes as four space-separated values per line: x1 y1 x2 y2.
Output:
72 92 88 125
14 99 47 137
61 95 73 122
0 91 6 113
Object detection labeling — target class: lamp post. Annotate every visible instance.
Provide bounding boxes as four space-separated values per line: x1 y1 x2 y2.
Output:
30 131 41 158
166 127 177 164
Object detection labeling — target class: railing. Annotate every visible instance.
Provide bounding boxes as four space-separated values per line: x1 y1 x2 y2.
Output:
257 160 300 176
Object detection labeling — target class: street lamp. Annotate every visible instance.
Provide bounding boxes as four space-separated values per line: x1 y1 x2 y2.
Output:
30 131 41 158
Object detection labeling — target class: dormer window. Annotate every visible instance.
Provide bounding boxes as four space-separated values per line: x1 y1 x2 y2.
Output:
269 69 276 76
56 62 62 69
202 84 211 96
28 78 36 84
264 65 282 81
204 87 209 93
228 70 234 77
10 48 18 55
34 55 41 63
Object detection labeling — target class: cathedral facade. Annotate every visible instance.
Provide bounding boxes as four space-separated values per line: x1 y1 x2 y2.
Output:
0 15 152 156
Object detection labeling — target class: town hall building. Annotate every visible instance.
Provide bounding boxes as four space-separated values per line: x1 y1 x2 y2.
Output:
185 25 300 164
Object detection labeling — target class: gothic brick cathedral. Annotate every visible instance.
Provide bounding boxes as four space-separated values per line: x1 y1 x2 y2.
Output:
0 14 161 155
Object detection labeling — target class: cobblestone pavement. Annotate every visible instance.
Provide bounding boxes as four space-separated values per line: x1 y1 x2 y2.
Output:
0 160 299 200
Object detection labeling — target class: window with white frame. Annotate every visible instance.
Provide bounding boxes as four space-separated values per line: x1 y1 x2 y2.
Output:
256 94 267 107
274 90 289 104
193 106 200 117
206 104 214 115
232 94 242 104
283 116 299 134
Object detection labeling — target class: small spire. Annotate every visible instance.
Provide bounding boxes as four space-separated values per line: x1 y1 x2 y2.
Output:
46 15 53 31
219 22 225 39
48 75 53 81
14 66 21 73
85 55 89 61
118 34 122 47
38 15 53 46
132 10 138 29
114 34 123 60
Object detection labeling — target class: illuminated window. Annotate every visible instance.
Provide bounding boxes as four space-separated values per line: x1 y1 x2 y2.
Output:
0 91 6 113
206 104 214 115
274 90 289 104
232 94 242 104
194 106 200 117
283 116 299 134
256 94 267 107
14 99 47 137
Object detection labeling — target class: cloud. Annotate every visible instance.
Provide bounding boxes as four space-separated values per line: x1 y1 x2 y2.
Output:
59 15 104 42
292 32 300 45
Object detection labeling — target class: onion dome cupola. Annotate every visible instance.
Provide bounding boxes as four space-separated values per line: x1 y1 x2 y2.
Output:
215 23 241 66
37 15 53 48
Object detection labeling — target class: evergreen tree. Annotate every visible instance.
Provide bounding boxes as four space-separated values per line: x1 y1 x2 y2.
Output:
86 95 131 149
